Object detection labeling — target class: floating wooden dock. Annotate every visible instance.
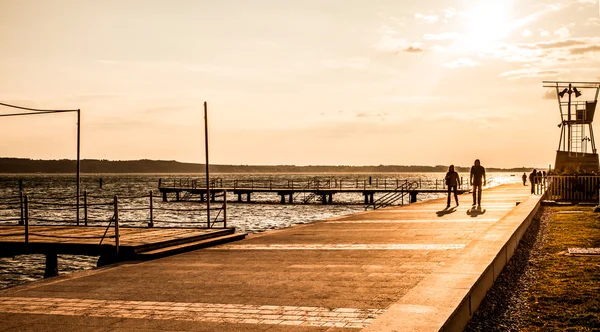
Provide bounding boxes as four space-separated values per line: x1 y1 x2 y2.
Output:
0 226 246 277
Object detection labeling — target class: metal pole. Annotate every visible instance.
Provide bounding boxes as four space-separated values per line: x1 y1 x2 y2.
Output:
24 195 29 243
114 195 120 254
204 101 210 228
76 109 81 226
149 190 154 228
568 84 572 153
223 190 227 228
84 190 88 226
19 191 23 226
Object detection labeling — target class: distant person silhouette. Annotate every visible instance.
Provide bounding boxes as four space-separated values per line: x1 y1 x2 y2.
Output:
445 165 461 208
529 169 537 194
470 159 486 208
522 173 527 186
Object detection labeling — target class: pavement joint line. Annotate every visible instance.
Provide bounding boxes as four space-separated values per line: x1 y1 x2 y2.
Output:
328 219 498 223
205 243 465 250
0 296 383 329
209 244 466 250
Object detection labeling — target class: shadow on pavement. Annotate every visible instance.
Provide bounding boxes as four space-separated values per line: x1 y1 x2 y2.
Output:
436 206 457 217
467 207 487 217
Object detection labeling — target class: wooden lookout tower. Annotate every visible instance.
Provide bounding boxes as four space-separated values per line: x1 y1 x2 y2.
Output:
543 81 600 173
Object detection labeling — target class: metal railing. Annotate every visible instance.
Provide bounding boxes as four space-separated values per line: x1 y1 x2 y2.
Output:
0 190 228 237
541 175 600 202
158 177 438 191
366 180 420 210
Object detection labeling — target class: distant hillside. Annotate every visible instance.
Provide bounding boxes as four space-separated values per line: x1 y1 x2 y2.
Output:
0 158 532 174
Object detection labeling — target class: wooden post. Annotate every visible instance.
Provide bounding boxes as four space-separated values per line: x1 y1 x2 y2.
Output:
158 178 162 188
149 191 154 228
114 195 120 255
99 178 103 188
44 253 58 278
24 194 29 243
19 191 23 226
223 190 227 228
84 190 88 226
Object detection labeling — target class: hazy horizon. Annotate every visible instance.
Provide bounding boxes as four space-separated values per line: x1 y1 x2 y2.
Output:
1 0 599 169
0 156 541 170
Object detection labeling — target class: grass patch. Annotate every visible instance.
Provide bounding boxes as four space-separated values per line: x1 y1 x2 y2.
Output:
521 206 600 331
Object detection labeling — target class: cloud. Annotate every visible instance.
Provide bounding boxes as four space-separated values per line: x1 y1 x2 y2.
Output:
443 7 458 18
372 95 441 105
415 13 439 24
321 58 369 69
423 32 460 40
554 27 570 39
356 112 388 118
543 90 557 100
570 45 600 54
587 17 600 25
375 28 423 53
522 29 533 37
404 45 424 53
525 39 587 49
443 58 480 68
499 68 561 80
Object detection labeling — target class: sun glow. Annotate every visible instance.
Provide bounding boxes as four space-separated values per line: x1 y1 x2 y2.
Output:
459 2 514 49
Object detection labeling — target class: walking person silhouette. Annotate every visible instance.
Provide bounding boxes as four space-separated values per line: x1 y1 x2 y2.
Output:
445 165 461 208
470 159 486 208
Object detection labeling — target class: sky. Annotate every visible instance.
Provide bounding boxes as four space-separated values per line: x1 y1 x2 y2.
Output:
0 0 599 168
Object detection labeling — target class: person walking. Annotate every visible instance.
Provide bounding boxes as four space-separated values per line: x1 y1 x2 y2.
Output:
522 173 527 186
529 169 537 194
470 159 486 208
445 165 461 208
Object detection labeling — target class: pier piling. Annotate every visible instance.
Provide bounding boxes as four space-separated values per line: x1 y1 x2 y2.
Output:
44 253 58 278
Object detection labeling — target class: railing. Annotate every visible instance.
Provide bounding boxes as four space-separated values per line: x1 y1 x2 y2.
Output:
159 177 439 191
542 175 600 202
0 190 228 234
366 180 420 210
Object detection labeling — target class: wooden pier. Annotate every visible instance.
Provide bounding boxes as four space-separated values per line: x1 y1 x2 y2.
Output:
0 225 246 277
0 192 245 279
158 177 469 206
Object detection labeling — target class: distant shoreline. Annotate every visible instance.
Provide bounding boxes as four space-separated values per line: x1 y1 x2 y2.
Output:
0 158 534 174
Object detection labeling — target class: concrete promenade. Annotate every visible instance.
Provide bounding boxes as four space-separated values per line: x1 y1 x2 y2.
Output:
0 183 540 331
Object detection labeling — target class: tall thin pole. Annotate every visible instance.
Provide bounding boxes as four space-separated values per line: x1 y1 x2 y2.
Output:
568 84 572 153
76 109 81 225
204 102 210 228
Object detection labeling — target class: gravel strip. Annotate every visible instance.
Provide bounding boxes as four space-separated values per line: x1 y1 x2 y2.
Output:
465 208 550 331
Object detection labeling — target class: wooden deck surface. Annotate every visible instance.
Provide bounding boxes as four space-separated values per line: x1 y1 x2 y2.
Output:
0 226 234 257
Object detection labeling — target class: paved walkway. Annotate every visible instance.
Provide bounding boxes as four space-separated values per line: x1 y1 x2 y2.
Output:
0 183 540 331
